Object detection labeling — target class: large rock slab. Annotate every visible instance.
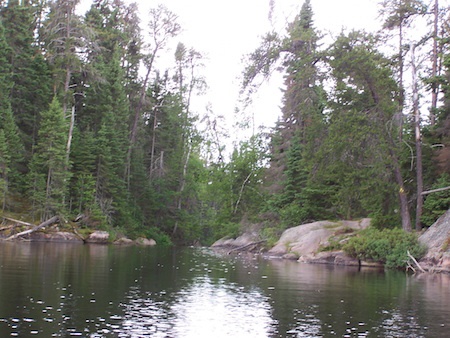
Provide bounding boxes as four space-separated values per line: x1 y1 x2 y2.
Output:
211 232 260 249
419 209 450 273
28 231 83 243
268 219 370 257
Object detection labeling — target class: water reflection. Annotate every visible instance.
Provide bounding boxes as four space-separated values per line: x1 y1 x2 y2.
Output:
170 276 275 337
110 276 275 337
1 243 450 337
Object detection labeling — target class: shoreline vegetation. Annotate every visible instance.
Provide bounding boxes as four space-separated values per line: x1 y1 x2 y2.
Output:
212 211 450 274
3 209 449 274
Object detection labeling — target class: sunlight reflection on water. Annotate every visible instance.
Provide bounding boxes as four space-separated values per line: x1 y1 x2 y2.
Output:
110 276 276 338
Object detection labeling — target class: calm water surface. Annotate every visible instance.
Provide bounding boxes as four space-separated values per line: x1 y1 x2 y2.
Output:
0 242 449 337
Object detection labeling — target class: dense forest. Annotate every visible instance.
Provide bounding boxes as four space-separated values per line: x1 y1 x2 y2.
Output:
0 0 449 246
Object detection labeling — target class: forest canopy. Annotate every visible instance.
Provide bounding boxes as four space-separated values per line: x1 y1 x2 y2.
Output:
0 0 449 245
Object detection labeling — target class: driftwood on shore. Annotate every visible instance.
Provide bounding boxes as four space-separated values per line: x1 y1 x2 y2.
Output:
406 250 426 273
4 216 60 241
227 240 266 254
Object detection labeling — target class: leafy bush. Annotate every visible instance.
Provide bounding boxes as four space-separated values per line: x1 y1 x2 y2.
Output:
260 226 283 249
144 227 173 246
318 238 343 252
343 227 426 269
369 210 401 230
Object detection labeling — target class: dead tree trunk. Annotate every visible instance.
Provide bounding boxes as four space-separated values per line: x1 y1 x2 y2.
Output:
411 44 424 231
5 216 59 241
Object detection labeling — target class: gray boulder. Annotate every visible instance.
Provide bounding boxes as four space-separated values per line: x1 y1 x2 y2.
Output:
268 219 370 258
135 237 156 246
419 209 450 273
85 231 110 244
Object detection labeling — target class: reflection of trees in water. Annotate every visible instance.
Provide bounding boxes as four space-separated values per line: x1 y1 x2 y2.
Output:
262 259 449 337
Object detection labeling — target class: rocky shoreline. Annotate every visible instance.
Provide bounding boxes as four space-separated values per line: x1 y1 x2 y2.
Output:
212 212 450 273
0 226 156 246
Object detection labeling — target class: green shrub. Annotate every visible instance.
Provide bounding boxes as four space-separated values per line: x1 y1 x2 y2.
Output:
142 227 173 246
318 238 343 252
343 227 426 269
260 226 283 249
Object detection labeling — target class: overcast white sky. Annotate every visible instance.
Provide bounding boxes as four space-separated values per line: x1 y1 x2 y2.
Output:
80 0 383 139
135 0 380 135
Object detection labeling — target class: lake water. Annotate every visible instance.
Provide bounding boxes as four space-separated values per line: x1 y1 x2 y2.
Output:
0 242 449 337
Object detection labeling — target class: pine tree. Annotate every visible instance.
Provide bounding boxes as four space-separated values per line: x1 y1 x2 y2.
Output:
325 31 411 229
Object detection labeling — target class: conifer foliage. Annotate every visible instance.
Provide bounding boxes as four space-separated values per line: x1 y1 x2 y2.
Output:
0 0 449 244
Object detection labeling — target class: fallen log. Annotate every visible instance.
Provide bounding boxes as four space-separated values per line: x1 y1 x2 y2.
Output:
2 217 34 227
227 240 266 254
0 224 18 232
5 216 60 241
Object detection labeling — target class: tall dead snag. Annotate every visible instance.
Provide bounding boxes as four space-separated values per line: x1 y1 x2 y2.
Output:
125 5 180 187
429 0 440 126
411 44 424 231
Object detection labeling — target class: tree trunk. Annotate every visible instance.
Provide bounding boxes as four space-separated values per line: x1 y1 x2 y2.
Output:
411 44 423 231
390 147 412 232
173 143 192 235
149 108 158 178
125 66 152 189
430 0 439 126
410 44 423 231
66 105 75 168
5 216 59 240
398 22 405 141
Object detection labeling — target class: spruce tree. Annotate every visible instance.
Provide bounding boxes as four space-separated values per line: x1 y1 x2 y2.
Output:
0 18 23 198
29 97 69 220
1 0 52 160
270 0 326 225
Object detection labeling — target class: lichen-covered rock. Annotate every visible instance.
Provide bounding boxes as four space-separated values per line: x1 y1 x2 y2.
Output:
419 209 450 259
418 210 450 273
211 232 260 249
113 237 134 245
269 219 370 257
85 231 110 244
28 231 83 243
135 237 156 246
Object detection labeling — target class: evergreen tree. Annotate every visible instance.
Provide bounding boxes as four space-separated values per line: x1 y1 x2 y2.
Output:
0 130 10 211
0 18 23 199
325 31 410 229
267 0 327 226
72 48 131 227
0 0 50 173
28 97 69 220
